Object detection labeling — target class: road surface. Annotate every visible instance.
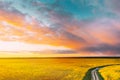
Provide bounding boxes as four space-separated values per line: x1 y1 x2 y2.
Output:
91 68 100 80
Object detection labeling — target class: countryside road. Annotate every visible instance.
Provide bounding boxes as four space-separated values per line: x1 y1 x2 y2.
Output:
83 64 120 80
91 68 100 80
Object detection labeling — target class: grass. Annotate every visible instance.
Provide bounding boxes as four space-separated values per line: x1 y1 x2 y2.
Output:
0 58 119 80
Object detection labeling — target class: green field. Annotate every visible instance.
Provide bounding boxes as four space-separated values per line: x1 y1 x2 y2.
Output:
0 58 119 80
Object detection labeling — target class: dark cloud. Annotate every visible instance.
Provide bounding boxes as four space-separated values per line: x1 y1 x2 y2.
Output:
81 44 120 54
63 31 86 43
29 49 77 54
54 50 77 54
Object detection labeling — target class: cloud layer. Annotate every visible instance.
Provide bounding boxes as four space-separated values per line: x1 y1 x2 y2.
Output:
0 0 120 56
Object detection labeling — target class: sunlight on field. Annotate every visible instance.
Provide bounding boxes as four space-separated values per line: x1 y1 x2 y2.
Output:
0 58 119 80
99 65 120 80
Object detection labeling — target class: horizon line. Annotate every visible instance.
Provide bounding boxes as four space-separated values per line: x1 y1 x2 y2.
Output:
0 56 119 59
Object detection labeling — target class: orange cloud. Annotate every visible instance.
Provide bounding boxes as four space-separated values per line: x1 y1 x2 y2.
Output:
0 9 86 50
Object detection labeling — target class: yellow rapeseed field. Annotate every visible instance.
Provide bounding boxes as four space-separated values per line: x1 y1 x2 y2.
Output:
0 58 119 80
99 65 120 80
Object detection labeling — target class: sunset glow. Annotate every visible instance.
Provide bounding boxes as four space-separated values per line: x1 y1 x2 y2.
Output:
0 0 120 57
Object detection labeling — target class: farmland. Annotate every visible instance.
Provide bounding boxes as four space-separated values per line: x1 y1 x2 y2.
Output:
99 65 120 80
0 58 119 80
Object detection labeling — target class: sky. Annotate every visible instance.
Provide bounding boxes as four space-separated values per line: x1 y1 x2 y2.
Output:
0 0 120 57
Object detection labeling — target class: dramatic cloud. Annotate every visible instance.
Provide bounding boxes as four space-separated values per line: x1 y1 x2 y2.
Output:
81 43 120 55
0 0 120 57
